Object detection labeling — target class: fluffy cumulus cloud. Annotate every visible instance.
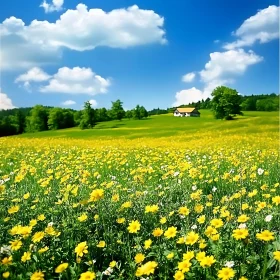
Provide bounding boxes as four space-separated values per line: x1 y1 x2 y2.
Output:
15 67 51 83
200 49 263 83
40 0 64 13
174 49 262 106
224 5 279 50
182 72 196 83
0 4 166 70
40 67 110 95
62 100 76 106
0 89 16 110
173 87 203 107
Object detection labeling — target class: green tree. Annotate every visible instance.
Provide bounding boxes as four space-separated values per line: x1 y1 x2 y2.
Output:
125 110 133 119
48 108 64 130
211 86 242 119
26 105 49 132
139 106 148 119
111 99 125 121
79 101 95 129
133 105 141 120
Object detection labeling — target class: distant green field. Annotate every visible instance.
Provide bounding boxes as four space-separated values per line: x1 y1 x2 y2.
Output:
15 110 279 139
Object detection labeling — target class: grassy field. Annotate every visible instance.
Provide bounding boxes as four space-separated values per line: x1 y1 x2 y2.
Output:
15 110 279 139
0 111 279 280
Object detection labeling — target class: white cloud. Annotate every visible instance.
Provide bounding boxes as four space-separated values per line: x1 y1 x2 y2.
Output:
182 72 196 83
174 49 262 106
62 100 76 106
224 5 279 49
200 49 263 83
0 5 166 70
89 99 98 107
0 89 16 110
40 67 110 95
15 67 51 83
173 87 203 107
40 0 64 13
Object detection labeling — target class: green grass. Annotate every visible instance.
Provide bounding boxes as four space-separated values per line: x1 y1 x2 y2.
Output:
15 110 279 139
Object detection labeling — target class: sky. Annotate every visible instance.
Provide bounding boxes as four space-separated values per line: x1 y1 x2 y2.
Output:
0 0 279 111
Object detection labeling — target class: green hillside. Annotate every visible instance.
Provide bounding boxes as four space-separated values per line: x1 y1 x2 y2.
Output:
15 110 279 139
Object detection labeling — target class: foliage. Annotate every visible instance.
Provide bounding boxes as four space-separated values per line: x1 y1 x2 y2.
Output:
79 102 96 129
25 105 49 132
211 86 242 119
133 105 148 120
111 100 125 121
48 108 75 130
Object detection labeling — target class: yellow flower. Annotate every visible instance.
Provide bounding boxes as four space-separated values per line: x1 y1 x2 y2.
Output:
29 219 37 227
30 271 45 280
210 218 224 228
9 239 22 251
164 226 177 239
217 267 235 280
32 231 45 243
127 220 141 233
121 201 132 209
152 228 163 237
273 251 280 262
232 229 249 240
160 217 167 224
55 263 69 273
205 226 217 237
116 217 125 224
79 271 96 280
239 277 248 280
75 241 88 257
210 233 220 241
196 251 206 262
272 196 280 205
38 246 49 254
167 252 174 259
199 256 216 267
2 272 10 279
197 215 206 224
78 213 88 222
8 205 20 214
177 259 192 273
178 206 190 216
2 256 12 265
135 261 158 277
256 230 274 242
183 251 194 261
145 205 159 213
144 239 152 250
134 253 145 264
109 260 117 268
23 192 30 199
174 270 185 280
237 215 249 223
90 189 104 202
21 251 31 262
185 231 199 245
94 214 99 221
97 241 106 248
37 214 46 221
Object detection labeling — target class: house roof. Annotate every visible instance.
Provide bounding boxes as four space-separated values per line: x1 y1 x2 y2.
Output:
176 107 197 113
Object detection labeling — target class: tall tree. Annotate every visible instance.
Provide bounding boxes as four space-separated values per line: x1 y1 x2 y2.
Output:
79 101 95 129
26 105 49 132
211 86 242 120
111 99 125 121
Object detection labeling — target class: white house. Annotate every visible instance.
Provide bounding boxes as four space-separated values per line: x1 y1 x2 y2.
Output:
173 107 200 117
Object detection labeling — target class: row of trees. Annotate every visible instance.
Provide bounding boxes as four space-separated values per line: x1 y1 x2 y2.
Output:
168 93 279 113
0 100 149 136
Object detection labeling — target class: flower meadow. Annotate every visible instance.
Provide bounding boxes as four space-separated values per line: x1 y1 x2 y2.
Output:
0 134 279 280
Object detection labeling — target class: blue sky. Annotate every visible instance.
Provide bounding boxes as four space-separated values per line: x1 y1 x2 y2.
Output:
0 0 278 110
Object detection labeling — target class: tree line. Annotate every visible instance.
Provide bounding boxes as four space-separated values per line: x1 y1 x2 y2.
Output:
0 100 148 137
